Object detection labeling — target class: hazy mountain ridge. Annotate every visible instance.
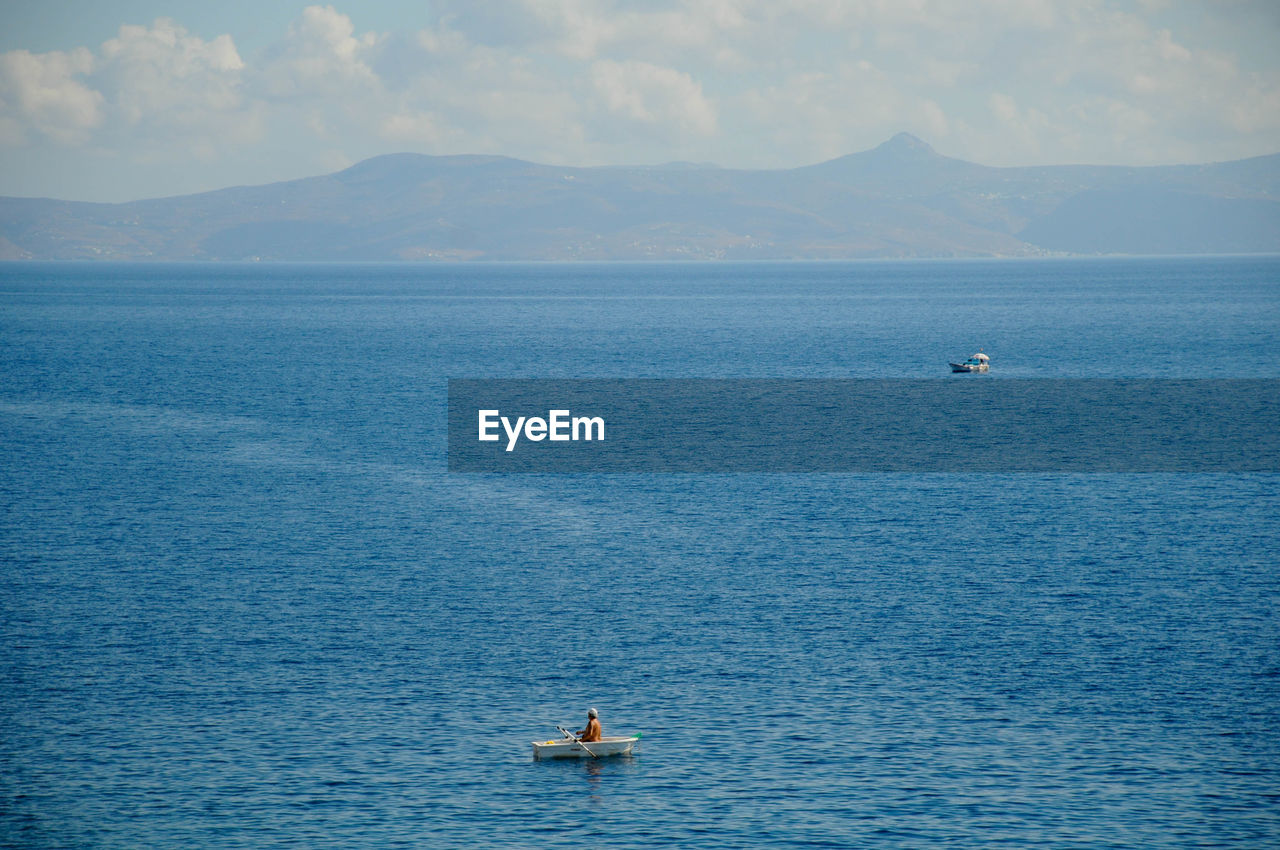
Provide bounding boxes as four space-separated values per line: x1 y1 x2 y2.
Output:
2 134 1277 260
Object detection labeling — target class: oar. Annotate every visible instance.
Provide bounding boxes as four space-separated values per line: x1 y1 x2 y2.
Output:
557 725 600 759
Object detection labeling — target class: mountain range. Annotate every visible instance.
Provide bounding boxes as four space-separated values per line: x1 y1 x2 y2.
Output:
2 133 1278 261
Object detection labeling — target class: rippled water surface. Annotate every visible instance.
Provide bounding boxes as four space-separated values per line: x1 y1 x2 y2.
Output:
3 259 1279 847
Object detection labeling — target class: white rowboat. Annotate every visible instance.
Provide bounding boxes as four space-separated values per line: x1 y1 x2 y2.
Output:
532 734 640 759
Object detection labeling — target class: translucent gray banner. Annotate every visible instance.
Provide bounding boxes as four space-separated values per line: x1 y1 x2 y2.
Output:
447 379 1279 473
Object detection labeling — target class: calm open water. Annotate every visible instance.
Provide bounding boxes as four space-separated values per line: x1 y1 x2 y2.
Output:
2 258 1279 848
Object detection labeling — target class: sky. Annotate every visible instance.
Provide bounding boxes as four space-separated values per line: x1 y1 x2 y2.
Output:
1 0 1278 203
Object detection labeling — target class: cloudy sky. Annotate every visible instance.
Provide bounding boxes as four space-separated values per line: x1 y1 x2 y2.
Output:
1 0 1277 202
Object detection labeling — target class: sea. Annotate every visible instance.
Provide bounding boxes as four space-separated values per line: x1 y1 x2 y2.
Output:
1 257 1278 848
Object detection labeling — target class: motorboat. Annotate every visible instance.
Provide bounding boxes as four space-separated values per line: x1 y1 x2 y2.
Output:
532 728 641 759
950 351 989 373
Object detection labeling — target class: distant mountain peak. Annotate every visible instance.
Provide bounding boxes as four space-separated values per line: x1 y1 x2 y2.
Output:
797 132 955 178
875 132 936 155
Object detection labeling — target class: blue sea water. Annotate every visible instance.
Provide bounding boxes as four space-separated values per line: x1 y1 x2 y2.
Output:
1 257 1279 848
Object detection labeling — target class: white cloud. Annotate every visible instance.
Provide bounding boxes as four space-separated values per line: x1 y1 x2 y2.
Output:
1 0 1278 201
530 0 621 60
989 92 1018 125
376 23 588 160
380 111 446 144
591 60 717 137
0 48 103 145
1004 6 1280 162
88 18 264 170
259 5 380 98
983 92 1054 158
98 19 245 130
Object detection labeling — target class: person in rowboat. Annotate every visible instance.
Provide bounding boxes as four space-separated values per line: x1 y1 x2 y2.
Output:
575 708 602 742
